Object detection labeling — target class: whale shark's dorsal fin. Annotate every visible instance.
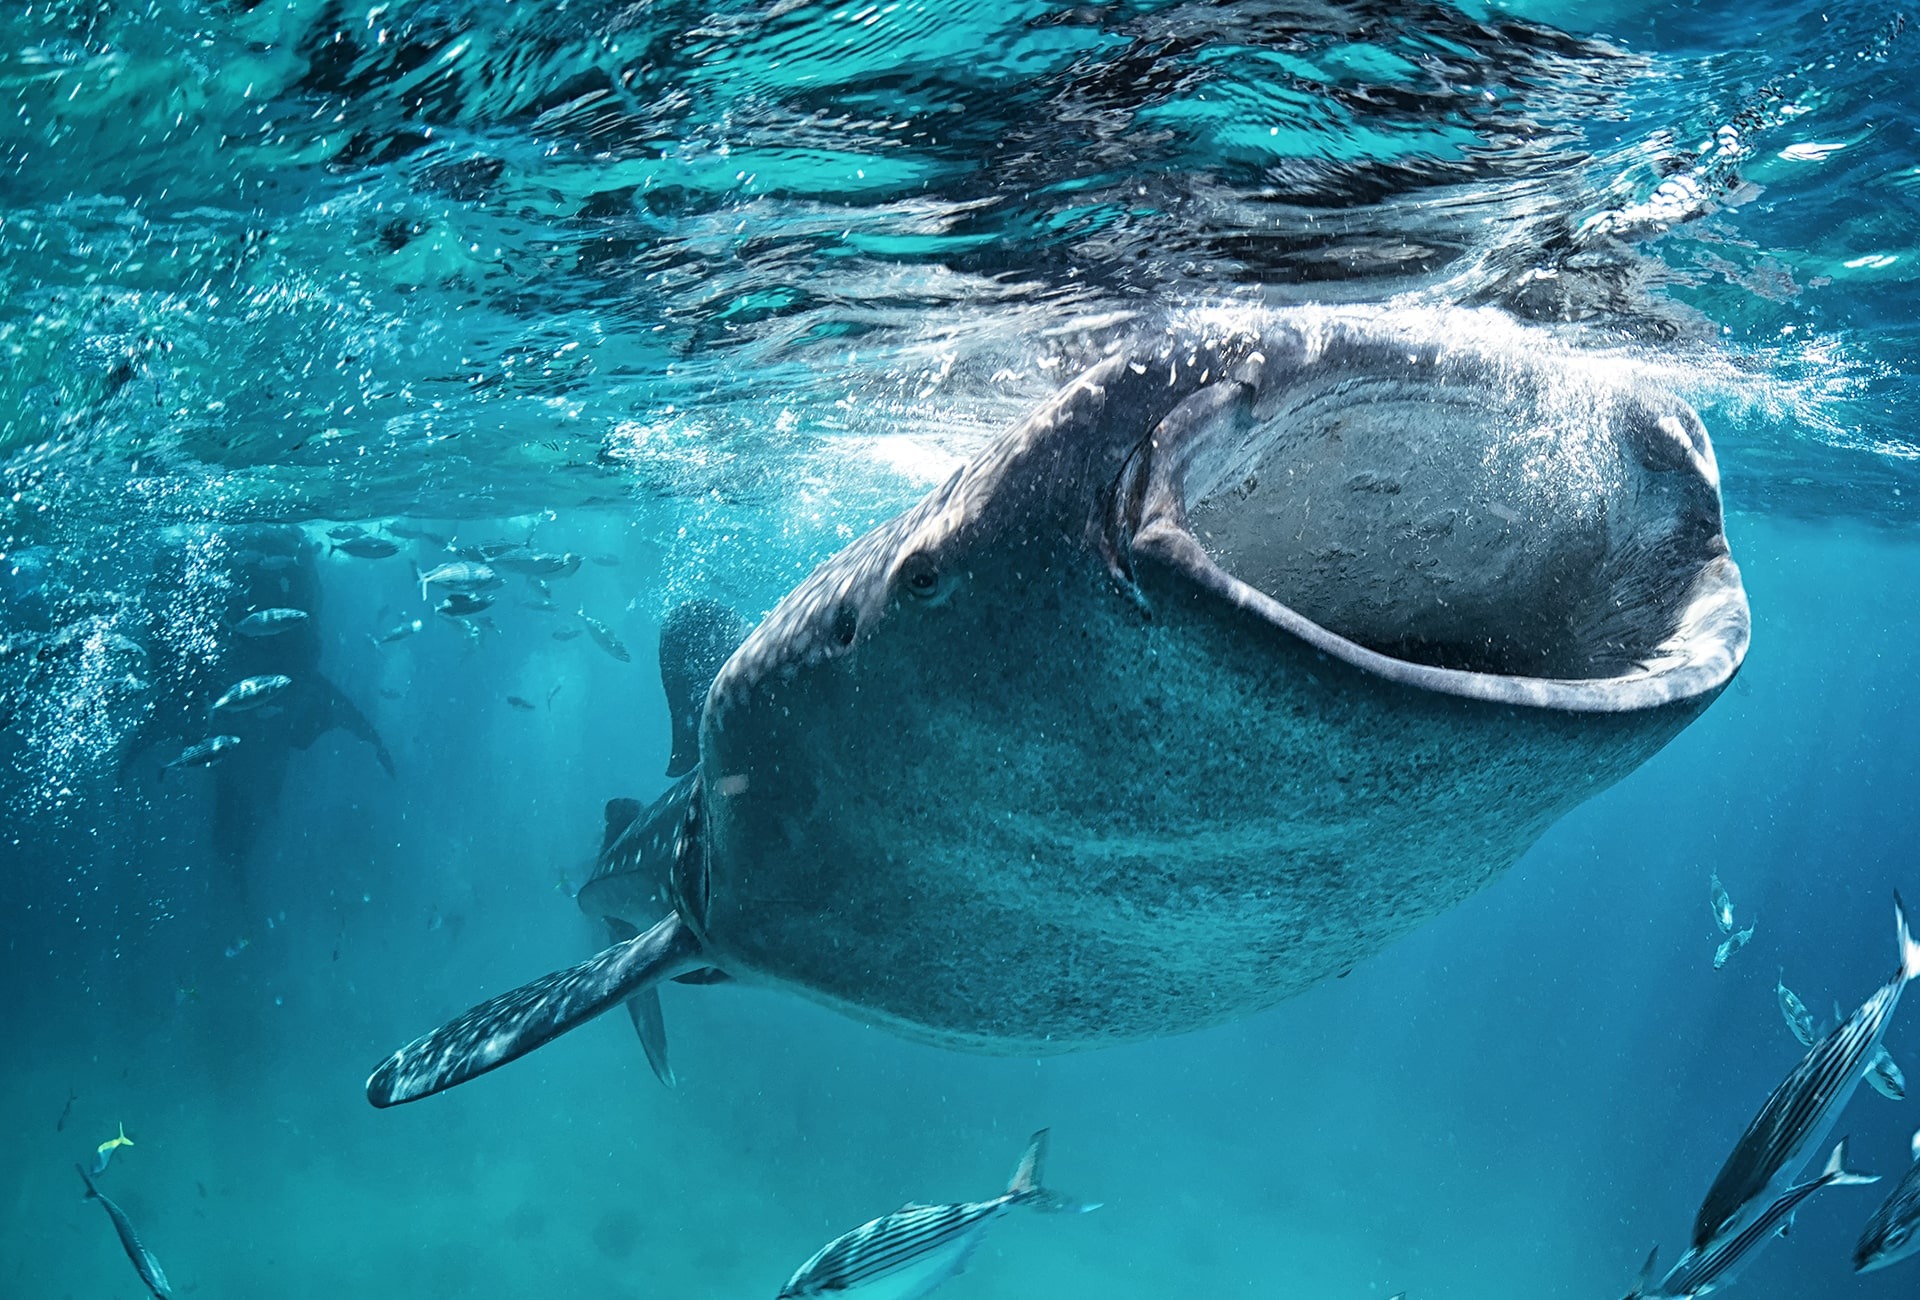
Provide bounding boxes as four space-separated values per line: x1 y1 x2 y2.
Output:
659 599 751 777
366 913 703 1107
600 797 644 861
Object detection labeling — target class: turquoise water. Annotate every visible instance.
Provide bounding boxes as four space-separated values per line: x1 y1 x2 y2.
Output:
4 2 1920 1298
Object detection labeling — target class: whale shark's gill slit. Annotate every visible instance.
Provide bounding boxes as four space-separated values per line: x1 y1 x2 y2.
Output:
832 602 859 647
365 913 702 1107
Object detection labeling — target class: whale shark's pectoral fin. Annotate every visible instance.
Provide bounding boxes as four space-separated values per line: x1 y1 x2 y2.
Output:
366 913 702 1107
658 598 750 778
607 917 676 1089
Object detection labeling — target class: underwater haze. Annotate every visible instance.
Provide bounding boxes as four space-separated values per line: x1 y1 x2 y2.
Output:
4 1 1920 1299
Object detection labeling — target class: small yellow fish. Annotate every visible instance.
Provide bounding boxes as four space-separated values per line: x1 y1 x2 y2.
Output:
90 1122 133 1174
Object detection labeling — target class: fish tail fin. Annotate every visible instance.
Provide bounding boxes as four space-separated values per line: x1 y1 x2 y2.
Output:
411 561 426 600
1897 892 1920 981
1623 1245 1658 1300
1007 1129 1047 1197
117 1121 131 1147
1006 1129 1100 1214
1821 1137 1879 1186
76 1164 99 1200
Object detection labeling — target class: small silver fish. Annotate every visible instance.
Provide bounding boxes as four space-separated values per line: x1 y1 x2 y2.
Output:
1868 1044 1907 1101
1777 973 1816 1048
77 1162 171 1298
506 696 536 712
777 1130 1096 1300
416 560 501 599
162 735 240 777
232 608 308 637
370 618 424 646
331 534 400 559
437 592 495 619
386 522 451 546
1855 1129 1920 1274
451 540 527 564
578 610 630 663
1714 922 1755 971
212 674 292 714
1710 871 1735 935
496 551 581 577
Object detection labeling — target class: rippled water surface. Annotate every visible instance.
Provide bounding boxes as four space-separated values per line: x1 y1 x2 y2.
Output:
4 2 1920 1299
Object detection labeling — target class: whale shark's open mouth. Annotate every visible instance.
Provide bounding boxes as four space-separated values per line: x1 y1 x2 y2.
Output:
1129 351 1749 711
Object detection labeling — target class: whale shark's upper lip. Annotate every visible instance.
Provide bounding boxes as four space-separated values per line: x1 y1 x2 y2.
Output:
1120 344 1750 713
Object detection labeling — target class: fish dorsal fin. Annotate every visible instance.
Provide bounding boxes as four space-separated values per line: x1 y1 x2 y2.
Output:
898 1202 933 1212
600 798 643 861
1625 1245 1658 1300
658 599 751 777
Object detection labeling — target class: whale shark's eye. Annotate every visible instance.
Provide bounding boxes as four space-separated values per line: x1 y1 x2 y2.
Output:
899 552 941 599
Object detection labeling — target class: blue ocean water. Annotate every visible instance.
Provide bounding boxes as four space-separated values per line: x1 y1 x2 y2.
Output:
3 1 1919 1298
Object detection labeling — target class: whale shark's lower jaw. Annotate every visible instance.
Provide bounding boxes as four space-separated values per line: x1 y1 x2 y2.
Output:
1123 335 1749 714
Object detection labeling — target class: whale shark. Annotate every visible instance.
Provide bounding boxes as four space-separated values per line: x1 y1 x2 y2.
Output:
126 525 393 870
367 307 1749 1106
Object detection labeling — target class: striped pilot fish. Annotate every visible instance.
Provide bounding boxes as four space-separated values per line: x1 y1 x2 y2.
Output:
1628 1139 1878 1299
1692 894 1920 1249
777 1130 1097 1300
1855 1130 1920 1274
